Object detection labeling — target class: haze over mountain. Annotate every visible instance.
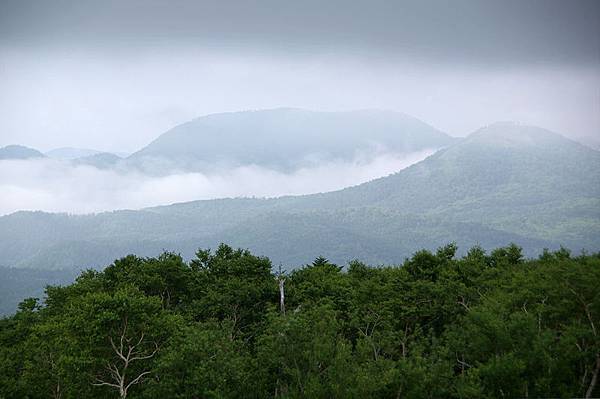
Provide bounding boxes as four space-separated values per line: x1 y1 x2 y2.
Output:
2 1 598 152
73 152 123 169
0 109 452 215
0 145 45 160
128 108 455 173
1 3 598 395
45 147 103 160
1 122 597 275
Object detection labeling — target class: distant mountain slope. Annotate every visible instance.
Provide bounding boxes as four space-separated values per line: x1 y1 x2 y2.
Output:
45 147 102 160
73 152 122 169
0 267 78 315
0 122 598 270
317 122 600 209
128 108 455 172
0 145 45 160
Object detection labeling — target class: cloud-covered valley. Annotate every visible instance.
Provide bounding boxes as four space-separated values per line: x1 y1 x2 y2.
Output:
0 149 434 215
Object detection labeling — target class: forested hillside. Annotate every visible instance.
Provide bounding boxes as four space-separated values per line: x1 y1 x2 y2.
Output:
2 1 597 397
1 243 598 398
1 123 598 272
0 267 78 316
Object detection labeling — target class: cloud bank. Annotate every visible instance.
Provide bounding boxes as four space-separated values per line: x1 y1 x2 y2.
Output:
1 1 598 152
0 150 434 215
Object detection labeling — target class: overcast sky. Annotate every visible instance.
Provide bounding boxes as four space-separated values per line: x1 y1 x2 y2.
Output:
0 0 599 152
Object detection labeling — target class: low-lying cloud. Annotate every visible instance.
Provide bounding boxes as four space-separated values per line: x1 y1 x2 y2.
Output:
0 149 434 215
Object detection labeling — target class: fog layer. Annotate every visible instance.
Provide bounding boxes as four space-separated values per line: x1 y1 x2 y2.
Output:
0 150 434 215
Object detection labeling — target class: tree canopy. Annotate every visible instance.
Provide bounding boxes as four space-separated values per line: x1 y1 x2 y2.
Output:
1 243 599 398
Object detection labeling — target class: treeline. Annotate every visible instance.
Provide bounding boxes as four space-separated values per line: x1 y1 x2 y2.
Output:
0 243 599 398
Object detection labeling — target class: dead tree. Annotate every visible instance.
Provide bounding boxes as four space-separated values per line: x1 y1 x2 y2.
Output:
277 264 286 315
587 354 600 399
357 310 382 361
93 318 158 398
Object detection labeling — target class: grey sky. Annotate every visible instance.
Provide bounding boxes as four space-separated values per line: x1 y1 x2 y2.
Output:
0 0 599 152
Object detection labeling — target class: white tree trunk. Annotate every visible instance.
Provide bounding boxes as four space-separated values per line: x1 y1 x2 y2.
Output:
586 353 600 399
279 277 285 315
92 318 158 398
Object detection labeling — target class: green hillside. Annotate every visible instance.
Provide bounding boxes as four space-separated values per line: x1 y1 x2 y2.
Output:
0 122 598 272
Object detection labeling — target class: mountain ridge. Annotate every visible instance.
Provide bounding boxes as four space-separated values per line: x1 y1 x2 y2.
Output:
0 145 45 160
127 108 456 173
1 121 598 270
45 147 103 160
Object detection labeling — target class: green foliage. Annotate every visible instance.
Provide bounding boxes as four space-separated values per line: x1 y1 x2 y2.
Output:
187 244 277 339
0 243 599 398
149 322 254 398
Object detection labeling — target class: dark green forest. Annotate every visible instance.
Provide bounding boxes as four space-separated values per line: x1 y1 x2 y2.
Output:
1 243 599 398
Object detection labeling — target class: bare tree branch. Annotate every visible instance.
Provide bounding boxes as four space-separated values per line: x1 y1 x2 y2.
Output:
92 318 159 398
125 370 152 392
92 379 120 389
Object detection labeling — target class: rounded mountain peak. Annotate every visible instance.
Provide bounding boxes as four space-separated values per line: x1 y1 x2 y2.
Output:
464 122 573 149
